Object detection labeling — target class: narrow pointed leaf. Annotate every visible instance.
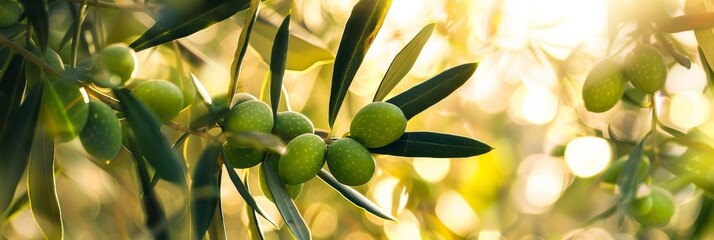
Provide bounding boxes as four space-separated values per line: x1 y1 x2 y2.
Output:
27 128 62 240
224 132 286 155
374 23 435 101
368 132 492 158
329 0 392 127
20 0 49 51
0 80 43 216
615 134 648 225
688 0 714 71
129 0 252 51
317 170 396 221
206 196 227 240
228 0 260 104
222 152 277 227
247 18 333 71
245 172 265 240
191 143 222 239
0 54 26 140
1 192 28 220
386 63 477 120
657 13 714 33
262 157 310 240
269 15 290 118
130 142 170 240
113 88 186 185
191 73 213 105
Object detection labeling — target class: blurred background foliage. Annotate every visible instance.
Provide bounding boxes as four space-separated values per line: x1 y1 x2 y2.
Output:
4 0 714 239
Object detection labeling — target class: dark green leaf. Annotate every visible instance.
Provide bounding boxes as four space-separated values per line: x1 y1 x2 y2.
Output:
368 132 492 158
221 151 277 227
27 128 62 239
317 170 396 221
386 63 477 120
615 134 648 225
329 0 392 128
20 0 49 51
0 23 26 40
689 195 713 239
113 88 186 185
207 197 227 240
224 132 285 155
0 54 26 140
129 0 252 51
191 143 221 239
373 23 435 101
1 192 28 220
269 15 290 118
262 157 310 240
188 104 229 130
245 172 264 240
129 141 169 240
0 80 43 217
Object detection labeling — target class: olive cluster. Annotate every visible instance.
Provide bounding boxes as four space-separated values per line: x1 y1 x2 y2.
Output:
222 98 407 202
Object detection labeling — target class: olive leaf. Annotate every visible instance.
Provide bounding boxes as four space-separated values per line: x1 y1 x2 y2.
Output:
657 12 714 33
224 132 286 155
27 128 62 240
130 0 252 51
206 198 227 240
227 0 260 104
687 0 714 71
262 157 310 240
0 54 26 140
317 170 396 221
386 63 477 120
0 80 44 217
20 0 49 51
368 131 492 158
245 172 265 240
113 88 186 185
329 0 392 128
129 142 170 240
269 15 290 118
221 151 277 227
615 134 648 226
246 17 333 71
373 23 435 101
191 143 222 239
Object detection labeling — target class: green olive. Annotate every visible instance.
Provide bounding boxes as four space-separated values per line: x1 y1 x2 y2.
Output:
223 100 273 145
278 134 326 185
601 155 650 184
223 142 264 168
628 186 676 227
624 45 666 94
259 154 302 202
91 44 138 88
350 102 407 148
0 0 23 27
131 80 184 123
582 59 626 113
272 111 314 142
41 78 89 142
326 138 375 186
26 48 64 86
79 101 122 160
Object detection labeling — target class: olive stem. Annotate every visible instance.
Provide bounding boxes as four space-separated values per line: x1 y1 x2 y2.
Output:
650 94 660 168
166 121 213 139
70 0 89 68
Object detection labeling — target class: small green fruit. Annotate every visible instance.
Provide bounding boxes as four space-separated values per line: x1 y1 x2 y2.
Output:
326 138 375 186
278 134 326 185
132 80 184 123
223 100 273 145
602 155 650 184
223 142 264 168
582 60 626 113
273 111 314 142
624 45 666 94
26 48 64 86
628 186 676 227
41 78 89 142
0 0 23 27
230 92 258 108
80 101 122 160
259 154 303 202
350 102 407 148
91 44 138 88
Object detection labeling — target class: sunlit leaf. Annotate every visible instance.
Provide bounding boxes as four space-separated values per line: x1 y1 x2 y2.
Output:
129 0 252 51
228 0 260 105
329 0 392 128
247 18 333 71
113 88 186 185
262 157 310 240
373 23 435 101
688 0 714 71
0 80 43 216
191 143 221 239
0 54 26 140
615 134 648 225
317 170 396 221
221 152 277 227
368 131 492 158
224 131 286 155
19 0 49 51
269 15 290 118
386 63 477 120
27 128 62 240
658 13 714 33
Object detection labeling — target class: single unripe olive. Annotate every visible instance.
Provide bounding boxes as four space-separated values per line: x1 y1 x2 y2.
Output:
326 138 375 186
229 92 258 108
350 102 407 148
79 101 122 160
168 71 196 109
259 154 303 202
582 60 626 113
223 142 264 168
41 78 89 142
132 80 184 123
628 186 676 227
278 134 326 185
0 0 23 27
91 44 138 88
272 111 314 142
223 100 273 145
602 155 650 184
26 48 64 85
624 45 666 94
